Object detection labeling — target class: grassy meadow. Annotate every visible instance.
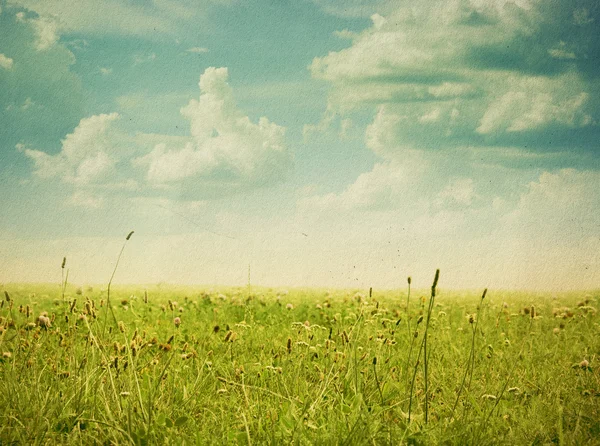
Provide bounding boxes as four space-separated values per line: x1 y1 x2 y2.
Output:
0 279 598 445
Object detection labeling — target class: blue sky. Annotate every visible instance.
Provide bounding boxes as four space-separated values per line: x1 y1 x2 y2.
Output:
1 0 599 290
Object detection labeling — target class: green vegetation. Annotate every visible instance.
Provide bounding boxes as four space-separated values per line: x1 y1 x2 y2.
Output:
0 281 598 444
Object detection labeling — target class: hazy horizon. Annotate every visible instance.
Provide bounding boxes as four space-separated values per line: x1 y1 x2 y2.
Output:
1 0 599 291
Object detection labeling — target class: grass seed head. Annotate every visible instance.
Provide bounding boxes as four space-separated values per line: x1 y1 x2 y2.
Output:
287 337 292 354
37 315 51 329
174 317 181 327
4 291 10 302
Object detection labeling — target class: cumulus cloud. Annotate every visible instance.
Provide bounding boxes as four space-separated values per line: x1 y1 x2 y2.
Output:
22 67 290 202
299 156 427 213
476 74 592 134
24 113 120 185
0 53 13 70
310 0 600 156
186 47 209 54
31 15 58 50
133 67 290 196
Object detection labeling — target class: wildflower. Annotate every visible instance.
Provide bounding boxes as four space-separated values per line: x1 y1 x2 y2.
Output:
286 303 293 310
174 317 181 327
580 359 589 369
2 352 11 359
553 327 560 335
37 315 51 329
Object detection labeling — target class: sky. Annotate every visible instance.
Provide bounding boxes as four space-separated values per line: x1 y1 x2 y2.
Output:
0 0 599 291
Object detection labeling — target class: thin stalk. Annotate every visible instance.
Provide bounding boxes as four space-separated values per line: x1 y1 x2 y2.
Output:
61 257 66 302
452 288 487 416
102 231 134 337
423 269 439 424
408 269 439 423
404 277 412 383
474 316 533 444
373 357 384 405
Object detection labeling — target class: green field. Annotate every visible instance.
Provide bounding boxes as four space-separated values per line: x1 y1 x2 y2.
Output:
0 281 598 445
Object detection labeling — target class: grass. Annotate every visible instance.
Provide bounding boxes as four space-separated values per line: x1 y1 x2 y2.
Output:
0 282 598 444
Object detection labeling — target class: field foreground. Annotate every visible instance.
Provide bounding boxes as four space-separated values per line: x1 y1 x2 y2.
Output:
0 283 599 444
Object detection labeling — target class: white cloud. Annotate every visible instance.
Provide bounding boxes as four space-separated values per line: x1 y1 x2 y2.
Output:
186 47 209 54
0 53 14 70
24 113 120 184
477 75 592 134
299 158 427 212
308 0 598 153
9 11 59 51
573 7 594 26
419 108 441 123
548 42 576 60
23 68 290 200
31 15 58 50
133 53 157 65
134 67 290 192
